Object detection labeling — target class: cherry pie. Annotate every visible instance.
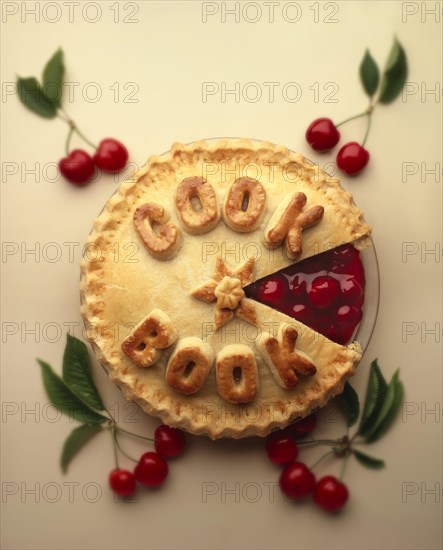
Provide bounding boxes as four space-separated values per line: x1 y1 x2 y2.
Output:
80 139 372 438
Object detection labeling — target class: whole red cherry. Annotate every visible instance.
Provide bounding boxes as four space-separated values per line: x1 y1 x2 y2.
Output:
134 452 168 488
314 475 349 512
154 425 187 458
108 468 136 497
305 118 340 152
288 413 317 438
93 138 128 172
59 149 95 185
336 142 370 176
265 433 299 465
308 275 341 309
279 462 316 501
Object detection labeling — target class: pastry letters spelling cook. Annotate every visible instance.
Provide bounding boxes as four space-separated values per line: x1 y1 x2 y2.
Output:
134 177 324 261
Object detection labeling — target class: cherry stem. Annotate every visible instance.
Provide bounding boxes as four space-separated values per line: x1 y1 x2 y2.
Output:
336 102 375 128
339 453 350 482
72 124 97 150
104 408 116 423
111 427 119 469
115 426 155 442
57 110 70 123
297 437 337 447
310 450 335 470
58 108 97 150
336 111 366 128
362 113 372 147
65 126 74 156
112 431 138 463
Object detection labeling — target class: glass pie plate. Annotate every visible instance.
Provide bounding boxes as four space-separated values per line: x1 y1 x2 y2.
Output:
353 239 380 353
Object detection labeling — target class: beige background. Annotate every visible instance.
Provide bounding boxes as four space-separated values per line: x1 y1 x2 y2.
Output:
1 1 442 549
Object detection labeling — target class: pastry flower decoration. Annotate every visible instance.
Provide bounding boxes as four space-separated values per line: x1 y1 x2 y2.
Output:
214 276 244 309
191 257 257 328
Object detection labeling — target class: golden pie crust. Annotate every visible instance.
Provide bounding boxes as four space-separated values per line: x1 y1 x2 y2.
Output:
80 139 371 439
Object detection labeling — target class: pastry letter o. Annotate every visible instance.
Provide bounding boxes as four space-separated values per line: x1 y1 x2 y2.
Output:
216 344 258 404
175 177 221 234
166 337 214 395
223 177 266 233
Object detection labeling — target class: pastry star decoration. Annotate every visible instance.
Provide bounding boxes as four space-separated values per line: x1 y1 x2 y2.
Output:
191 257 257 329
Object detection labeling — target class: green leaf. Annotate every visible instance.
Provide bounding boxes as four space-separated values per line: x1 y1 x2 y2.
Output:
42 48 64 106
365 370 404 442
353 449 385 469
60 424 103 473
62 334 105 412
360 50 380 98
337 382 360 427
17 77 57 118
378 37 408 104
358 359 388 437
38 359 107 424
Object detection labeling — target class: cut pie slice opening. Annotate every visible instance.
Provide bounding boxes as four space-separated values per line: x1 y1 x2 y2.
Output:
244 243 365 346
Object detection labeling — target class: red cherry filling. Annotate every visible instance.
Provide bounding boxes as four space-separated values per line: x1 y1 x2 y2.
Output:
257 274 288 304
245 244 365 345
337 305 361 325
308 276 341 309
332 244 358 264
291 275 307 301
341 277 363 303
290 303 312 324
